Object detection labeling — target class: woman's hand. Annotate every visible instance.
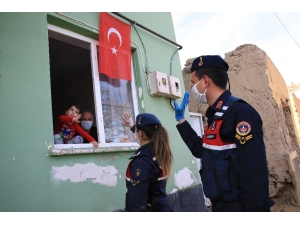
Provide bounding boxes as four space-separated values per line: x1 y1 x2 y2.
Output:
122 112 134 128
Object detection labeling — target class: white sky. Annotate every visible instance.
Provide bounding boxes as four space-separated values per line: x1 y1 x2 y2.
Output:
3 2 300 87
171 12 300 86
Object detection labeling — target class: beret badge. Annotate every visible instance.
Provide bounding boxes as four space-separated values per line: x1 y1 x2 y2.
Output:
198 56 203 66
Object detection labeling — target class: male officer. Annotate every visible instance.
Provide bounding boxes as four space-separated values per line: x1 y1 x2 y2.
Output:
174 55 274 212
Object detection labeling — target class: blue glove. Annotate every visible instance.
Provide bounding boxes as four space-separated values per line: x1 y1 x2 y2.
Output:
174 91 190 121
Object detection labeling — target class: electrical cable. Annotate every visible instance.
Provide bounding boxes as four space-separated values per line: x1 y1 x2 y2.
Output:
55 12 99 31
132 23 154 97
169 48 180 110
274 12 300 48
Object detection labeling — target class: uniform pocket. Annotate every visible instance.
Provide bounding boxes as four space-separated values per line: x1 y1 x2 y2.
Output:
200 168 222 200
216 160 231 192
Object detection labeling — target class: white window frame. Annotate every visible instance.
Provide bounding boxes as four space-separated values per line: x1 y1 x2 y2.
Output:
48 24 139 150
189 112 204 138
189 112 204 170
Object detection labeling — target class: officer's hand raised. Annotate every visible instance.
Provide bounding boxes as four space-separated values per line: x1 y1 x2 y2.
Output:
174 91 190 121
122 112 134 128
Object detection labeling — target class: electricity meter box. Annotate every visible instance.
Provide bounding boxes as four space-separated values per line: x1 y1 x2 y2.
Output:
168 76 182 99
148 71 171 97
148 71 182 99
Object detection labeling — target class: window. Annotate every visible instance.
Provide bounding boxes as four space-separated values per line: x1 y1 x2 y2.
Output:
189 112 204 171
189 112 204 137
48 24 139 150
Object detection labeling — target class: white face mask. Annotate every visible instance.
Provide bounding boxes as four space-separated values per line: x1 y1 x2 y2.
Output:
81 121 93 130
191 78 208 104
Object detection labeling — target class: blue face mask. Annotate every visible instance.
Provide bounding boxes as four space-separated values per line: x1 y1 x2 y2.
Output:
81 121 93 130
191 78 208 104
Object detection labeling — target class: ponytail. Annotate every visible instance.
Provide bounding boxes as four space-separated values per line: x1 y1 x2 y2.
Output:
137 125 173 178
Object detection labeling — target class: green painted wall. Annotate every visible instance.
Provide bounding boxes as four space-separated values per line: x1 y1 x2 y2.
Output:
0 12 199 212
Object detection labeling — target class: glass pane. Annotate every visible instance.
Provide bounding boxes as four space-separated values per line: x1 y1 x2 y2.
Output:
99 74 136 143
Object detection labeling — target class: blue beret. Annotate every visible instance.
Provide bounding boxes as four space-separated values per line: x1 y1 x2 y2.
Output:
191 55 229 73
135 113 161 127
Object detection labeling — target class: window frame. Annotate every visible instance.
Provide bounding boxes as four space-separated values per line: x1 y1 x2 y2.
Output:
189 112 204 137
48 24 140 153
189 112 204 171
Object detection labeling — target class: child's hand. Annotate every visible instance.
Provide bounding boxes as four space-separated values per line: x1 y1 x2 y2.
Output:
90 141 98 148
72 114 81 123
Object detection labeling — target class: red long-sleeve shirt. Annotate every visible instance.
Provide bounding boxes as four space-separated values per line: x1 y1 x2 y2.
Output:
54 115 95 143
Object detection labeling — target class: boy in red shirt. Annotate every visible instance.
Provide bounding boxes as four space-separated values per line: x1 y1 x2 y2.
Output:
54 103 98 148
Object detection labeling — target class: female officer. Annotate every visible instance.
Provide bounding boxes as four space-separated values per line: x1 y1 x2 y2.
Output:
122 112 174 212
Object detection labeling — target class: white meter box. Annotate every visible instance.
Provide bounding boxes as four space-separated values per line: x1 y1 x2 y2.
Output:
148 71 171 97
168 76 182 99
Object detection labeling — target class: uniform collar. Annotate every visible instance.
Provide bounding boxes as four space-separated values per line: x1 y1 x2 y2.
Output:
210 90 232 111
129 142 153 160
205 90 231 118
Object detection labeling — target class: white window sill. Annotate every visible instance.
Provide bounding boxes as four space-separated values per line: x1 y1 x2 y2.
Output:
48 143 140 156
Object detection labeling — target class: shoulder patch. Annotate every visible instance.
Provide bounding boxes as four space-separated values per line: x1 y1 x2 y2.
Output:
135 169 141 177
235 121 252 144
236 121 251 136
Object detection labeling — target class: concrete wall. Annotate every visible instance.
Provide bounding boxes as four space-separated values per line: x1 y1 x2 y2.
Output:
0 12 206 212
181 44 300 207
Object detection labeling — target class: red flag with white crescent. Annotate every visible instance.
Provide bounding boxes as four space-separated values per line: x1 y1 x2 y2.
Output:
99 12 131 81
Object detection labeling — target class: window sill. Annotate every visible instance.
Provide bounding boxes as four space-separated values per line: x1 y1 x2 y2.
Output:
48 143 139 156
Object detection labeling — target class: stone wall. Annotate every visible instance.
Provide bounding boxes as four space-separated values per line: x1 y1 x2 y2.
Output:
288 84 300 149
181 44 300 206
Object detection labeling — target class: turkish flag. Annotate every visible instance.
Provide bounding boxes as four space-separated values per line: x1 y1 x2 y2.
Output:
99 12 132 81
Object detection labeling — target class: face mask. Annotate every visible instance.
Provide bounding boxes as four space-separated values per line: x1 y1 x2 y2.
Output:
81 121 93 130
191 78 208 104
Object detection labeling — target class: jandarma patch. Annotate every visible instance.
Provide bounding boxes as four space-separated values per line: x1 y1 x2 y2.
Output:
236 121 251 136
135 169 141 177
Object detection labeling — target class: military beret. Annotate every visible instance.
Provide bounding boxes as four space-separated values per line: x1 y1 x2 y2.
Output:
135 113 161 127
190 55 229 73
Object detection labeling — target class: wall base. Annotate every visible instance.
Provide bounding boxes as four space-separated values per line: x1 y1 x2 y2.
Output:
115 184 208 212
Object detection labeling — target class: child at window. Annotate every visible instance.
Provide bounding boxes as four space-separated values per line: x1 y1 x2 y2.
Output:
54 103 98 148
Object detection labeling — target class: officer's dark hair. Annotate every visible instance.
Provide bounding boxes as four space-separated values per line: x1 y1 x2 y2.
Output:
66 103 81 112
194 67 228 89
136 125 173 178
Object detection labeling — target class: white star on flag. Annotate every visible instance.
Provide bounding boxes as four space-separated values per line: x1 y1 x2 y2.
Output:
111 46 117 54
